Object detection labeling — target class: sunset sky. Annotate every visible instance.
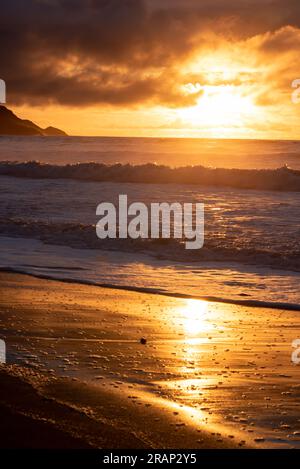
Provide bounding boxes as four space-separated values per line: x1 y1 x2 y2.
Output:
1 0 300 138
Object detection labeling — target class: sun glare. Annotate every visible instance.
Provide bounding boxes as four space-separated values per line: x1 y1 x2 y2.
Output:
181 299 211 336
178 85 257 133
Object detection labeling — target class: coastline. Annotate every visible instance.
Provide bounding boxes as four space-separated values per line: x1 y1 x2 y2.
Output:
1 271 300 449
1 266 300 312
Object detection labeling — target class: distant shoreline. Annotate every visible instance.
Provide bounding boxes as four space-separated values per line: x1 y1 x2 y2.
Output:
0 106 67 137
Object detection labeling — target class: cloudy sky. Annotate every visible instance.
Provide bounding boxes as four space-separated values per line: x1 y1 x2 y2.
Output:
1 0 300 138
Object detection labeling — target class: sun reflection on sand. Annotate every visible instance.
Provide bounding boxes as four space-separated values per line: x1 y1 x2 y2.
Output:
168 299 219 394
180 299 215 337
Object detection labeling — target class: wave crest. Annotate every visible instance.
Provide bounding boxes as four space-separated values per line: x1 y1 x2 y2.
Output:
1 161 300 191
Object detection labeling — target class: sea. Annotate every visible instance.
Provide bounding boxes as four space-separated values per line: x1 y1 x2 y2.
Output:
0 136 300 308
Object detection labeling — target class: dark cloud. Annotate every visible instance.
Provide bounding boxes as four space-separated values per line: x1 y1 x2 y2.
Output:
258 25 300 54
0 0 300 106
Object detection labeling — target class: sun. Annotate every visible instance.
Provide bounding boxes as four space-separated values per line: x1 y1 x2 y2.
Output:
178 84 257 135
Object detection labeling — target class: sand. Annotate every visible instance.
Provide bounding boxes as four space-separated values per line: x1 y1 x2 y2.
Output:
0 272 300 449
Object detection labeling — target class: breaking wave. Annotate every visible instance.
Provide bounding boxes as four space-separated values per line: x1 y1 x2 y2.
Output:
1 218 300 272
1 160 300 191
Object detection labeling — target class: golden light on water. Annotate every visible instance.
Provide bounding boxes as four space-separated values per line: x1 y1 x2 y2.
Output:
175 299 214 376
181 299 212 336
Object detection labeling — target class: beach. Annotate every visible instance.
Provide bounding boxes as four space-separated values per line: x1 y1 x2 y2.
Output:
2 0 300 457
0 271 299 449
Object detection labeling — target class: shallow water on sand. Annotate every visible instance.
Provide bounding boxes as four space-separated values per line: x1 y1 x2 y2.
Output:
1 273 300 448
1 236 300 307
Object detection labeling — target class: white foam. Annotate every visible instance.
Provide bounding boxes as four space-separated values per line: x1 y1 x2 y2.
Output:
1 236 299 309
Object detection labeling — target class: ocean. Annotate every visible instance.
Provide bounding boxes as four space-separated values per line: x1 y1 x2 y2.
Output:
0 136 300 308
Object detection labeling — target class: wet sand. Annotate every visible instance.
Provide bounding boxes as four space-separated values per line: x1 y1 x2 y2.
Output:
0 272 300 448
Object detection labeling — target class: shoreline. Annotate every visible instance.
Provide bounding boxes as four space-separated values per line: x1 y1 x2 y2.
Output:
1 266 300 312
1 271 300 449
